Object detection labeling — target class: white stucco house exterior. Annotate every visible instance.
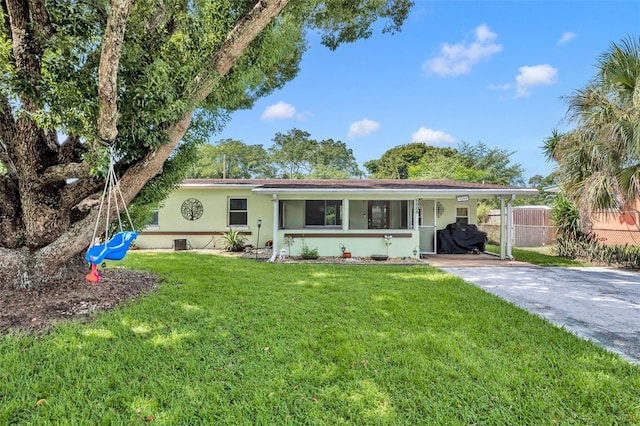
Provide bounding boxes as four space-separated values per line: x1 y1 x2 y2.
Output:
136 179 538 260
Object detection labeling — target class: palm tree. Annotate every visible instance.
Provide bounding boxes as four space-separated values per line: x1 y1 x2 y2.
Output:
544 36 640 219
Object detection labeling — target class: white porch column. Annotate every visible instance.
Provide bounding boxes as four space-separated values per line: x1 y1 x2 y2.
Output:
342 198 349 231
269 194 279 262
506 195 514 259
499 196 506 260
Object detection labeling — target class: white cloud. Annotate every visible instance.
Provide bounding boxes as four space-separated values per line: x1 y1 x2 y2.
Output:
411 127 456 145
515 64 558 97
261 101 296 120
423 23 503 76
347 119 381 139
557 32 577 45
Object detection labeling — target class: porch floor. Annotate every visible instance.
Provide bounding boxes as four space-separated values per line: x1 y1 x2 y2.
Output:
425 252 531 267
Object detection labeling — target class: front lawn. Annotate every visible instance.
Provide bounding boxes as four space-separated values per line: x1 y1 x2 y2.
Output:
1 252 638 424
486 244 590 266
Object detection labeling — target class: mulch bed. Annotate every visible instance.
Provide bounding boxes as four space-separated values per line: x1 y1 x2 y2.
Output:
237 249 428 264
0 268 158 335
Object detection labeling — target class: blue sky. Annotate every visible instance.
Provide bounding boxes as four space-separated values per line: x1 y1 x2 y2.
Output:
213 1 640 182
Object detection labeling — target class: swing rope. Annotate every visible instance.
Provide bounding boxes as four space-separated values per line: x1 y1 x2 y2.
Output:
113 165 136 232
89 147 136 248
85 147 138 282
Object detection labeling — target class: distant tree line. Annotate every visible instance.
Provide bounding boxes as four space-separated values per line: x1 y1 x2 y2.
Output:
190 132 531 185
189 128 363 179
364 141 559 207
364 141 526 185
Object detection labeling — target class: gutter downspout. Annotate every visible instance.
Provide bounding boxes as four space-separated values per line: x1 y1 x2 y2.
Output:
506 194 515 260
269 194 278 263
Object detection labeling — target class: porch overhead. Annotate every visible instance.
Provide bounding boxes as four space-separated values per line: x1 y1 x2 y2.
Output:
181 178 538 198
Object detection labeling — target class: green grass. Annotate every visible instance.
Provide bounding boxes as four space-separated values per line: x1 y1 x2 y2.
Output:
1 252 638 424
486 244 591 267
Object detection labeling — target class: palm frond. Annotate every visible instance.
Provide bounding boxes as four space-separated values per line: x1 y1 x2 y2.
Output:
618 164 640 208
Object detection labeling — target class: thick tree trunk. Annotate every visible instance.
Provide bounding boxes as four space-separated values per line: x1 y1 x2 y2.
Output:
0 0 291 290
0 247 87 290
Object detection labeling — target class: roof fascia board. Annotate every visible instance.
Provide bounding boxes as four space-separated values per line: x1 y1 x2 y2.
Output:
251 188 539 196
179 183 262 189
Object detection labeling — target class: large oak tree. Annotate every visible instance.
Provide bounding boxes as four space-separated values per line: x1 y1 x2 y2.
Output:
0 0 412 289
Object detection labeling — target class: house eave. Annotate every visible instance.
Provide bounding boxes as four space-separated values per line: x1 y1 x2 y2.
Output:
251 187 539 197
177 179 539 197
179 183 263 189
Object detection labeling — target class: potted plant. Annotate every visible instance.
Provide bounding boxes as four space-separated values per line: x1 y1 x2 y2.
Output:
371 235 392 261
300 239 319 260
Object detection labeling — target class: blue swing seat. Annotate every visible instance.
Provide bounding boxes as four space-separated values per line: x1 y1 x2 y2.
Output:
86 231 138 265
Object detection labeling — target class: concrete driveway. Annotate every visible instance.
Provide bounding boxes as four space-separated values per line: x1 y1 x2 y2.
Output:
438 264 640 364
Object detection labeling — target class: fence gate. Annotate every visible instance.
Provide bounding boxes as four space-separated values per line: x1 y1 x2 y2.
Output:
483 207 556 247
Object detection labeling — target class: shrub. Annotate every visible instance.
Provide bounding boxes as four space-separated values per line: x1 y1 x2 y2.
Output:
222 229 247 252
552 194 584 240
300 239 319 258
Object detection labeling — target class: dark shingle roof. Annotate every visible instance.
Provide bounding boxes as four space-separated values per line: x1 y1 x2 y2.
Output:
181 178 529 191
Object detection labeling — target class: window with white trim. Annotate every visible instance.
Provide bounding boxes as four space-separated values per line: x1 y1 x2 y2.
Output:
456 206 469 225
148 207 159 227
228 197 248 227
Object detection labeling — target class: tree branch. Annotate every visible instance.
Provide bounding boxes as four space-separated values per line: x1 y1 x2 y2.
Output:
61 178 102 213
144 1 183 35
58 134 85 164
27 0 54 40
189 0 290 107
5 0 42 108
96 0 135 144
41 161 91 184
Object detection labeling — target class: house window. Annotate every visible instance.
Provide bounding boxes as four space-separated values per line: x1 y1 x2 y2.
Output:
456 206 469 225
229 197 248 226
305 200 342 227
150 207 159 227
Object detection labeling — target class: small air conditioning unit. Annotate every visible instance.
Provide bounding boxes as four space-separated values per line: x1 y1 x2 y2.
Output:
173 239 187 251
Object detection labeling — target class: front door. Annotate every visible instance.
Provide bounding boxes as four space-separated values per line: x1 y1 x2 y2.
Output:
419 200 437 254
368 200 389 229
